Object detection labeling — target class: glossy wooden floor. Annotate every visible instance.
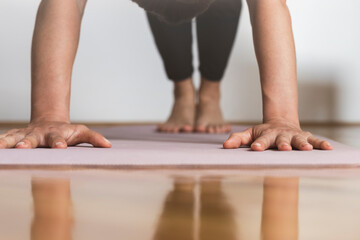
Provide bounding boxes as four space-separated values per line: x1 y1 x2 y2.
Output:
1 125 360 240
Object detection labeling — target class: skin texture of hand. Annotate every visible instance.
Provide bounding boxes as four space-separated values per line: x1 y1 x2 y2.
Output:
0 121 111 149
223 120 333 151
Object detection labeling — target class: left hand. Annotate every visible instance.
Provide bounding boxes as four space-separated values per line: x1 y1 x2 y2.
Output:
223 120 333 151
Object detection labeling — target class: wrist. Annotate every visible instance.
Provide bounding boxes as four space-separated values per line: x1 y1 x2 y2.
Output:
263 116 300 128
263 102 299 127
31 112 70 124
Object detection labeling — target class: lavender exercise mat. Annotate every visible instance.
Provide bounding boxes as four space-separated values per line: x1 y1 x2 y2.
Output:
0 125 359 167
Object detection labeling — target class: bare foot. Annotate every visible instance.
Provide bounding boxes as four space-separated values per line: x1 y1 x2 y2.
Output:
195 78 231 133
157 78 196 133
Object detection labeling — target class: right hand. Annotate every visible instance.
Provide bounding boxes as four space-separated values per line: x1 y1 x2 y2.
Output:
0 121 112 149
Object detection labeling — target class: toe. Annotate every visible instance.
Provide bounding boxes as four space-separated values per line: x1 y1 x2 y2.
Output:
171 127 180 133
181 125 194 133
207 126 215 134
162 126 171 133
224 125 231 133
157 124 166 132
215 125 222 133
195 125 207 133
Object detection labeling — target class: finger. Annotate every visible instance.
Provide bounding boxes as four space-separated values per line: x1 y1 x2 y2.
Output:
251 134 276 151
86 131 112 148
16 134 41 149
223 128 252 149
0 133 25 149
307 136 333 150
70 129 111 148
291 135 313 151
275 134 292 151
46 132 67 149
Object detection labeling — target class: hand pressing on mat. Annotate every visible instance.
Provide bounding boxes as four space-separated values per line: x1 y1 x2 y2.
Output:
0 121 111 149
0 122 111 149
223 120 333 151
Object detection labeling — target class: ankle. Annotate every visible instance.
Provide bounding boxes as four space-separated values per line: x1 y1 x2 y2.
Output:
173 78 195 101
199 77 221 103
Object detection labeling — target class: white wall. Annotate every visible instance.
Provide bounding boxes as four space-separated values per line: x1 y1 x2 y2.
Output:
0 0 359 123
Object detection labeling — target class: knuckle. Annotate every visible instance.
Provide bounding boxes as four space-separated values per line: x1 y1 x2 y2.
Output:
48 127 59 132
32 127 42 133
292 135 304 143
76 124 89 132
303 131 312 137
230 133 240 138
21 139 31 145
17 128 26 133
321 140 328 145
294 134 303 139
72 125 87 138
262 129 273 135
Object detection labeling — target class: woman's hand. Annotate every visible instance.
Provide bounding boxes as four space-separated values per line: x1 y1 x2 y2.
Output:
223 120 333 151
0 121 111 149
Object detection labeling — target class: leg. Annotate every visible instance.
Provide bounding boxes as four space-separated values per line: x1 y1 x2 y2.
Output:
147 13 196 133
195 0 242 133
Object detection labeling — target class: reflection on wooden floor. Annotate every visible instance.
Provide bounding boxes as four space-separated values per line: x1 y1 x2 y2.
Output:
1 170 360 240
31 178 73 240
261 177 298 240
153 176 237 240
25 174 300 240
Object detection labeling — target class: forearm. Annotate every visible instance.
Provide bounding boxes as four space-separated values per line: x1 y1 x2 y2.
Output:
247 0 299 125
31 0 87 123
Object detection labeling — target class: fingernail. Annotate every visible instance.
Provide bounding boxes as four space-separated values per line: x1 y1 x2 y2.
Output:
281 143 289 146
253 143 261 147
104 138 111 144
55 142 63 146
16 142 25 147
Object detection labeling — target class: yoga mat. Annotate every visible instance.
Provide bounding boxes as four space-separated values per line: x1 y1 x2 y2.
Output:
0 125 359 167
